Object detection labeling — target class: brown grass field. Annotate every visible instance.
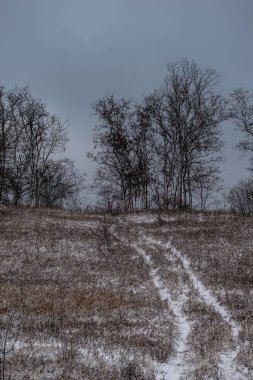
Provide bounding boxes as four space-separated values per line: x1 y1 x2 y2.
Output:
0 207 252 379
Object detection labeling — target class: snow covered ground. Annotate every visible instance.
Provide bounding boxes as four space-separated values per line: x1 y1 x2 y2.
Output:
140 235 247 380
134 243 190 380
0 208 252 379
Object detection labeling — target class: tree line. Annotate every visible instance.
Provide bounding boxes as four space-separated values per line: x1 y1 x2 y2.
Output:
0 85 85 209
89 59 253 213
1 59 253 213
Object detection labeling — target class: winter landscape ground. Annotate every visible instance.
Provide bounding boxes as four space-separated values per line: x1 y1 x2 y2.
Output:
0 207 252 379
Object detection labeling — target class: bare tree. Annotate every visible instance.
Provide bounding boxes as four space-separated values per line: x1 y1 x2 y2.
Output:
0 85 19 202
89 60 226 212
227 178 253 215
0 85 73 207
89 95 137 212
10 87 68 206
36 159 85 209
90 96 155 212
143 59 225 210
192 163 223 211
230 88 253 153
130 106 154 210
229 90 253 215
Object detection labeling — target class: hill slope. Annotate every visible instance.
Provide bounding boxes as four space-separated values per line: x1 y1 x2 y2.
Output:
0 209 252 379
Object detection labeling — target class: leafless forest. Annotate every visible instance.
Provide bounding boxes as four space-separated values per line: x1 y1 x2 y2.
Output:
1 59 253 213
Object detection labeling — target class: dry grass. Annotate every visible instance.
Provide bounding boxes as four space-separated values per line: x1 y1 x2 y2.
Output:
0 208 173 379
145 211 253 376
1 208 252 379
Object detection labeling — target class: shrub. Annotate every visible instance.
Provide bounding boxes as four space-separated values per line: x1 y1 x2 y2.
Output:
227 178 253 215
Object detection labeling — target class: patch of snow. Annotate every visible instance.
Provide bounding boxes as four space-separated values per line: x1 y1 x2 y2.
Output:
146 237 239 338
133 244 190 380
125 214 158 224
144 236 248 380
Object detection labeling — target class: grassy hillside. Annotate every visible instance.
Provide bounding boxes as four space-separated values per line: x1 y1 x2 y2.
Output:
0 208 252 379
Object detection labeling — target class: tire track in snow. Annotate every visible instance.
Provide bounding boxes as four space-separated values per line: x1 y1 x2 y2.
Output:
133 244 190 380
143 236 248 380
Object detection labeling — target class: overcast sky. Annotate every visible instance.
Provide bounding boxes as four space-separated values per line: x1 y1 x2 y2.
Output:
0 0 252 192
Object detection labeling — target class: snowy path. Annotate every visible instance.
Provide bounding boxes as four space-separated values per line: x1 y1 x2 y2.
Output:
143 235 248 380
144 236 239 338
133 244 190 380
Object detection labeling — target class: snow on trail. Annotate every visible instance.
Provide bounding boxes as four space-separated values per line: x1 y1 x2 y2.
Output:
143 235 247 380
133 244 190 380
145 236 239 338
